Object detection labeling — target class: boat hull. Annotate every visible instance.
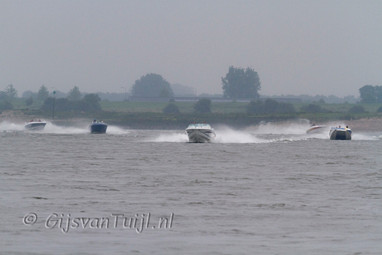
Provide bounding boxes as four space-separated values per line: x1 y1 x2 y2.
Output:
306 125 325 134
25 122 46 131
90 123 107 134
329 128 351 140
186 129 215 143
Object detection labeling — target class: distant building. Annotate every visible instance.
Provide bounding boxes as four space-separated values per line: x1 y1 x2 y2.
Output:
261 97 302 103
171 83 196 97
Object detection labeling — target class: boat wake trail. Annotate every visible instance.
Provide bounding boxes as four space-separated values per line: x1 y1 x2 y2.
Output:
151 128 270 144
0 121 129 135
151 132 189 143
43 122 88 134
352 133 381 140
252 120 380 141
252 120 311 135
249 120 330 141
106 126 129 135
44 122 129 135
0 121 25 132
214 124 326 143
214 127 268 143
150 121 323 144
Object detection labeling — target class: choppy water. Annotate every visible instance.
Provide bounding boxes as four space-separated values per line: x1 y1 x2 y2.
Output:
1 121 382 254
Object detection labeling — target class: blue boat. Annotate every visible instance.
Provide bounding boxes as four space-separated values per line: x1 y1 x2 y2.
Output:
90 120 107 134
329 126 352 140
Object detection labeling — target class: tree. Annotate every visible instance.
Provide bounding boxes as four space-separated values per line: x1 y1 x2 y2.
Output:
37 85 49 101
194 98 211 113
246 100 263 114
163 103 180 114
132 73 173 98
81 94 101 112
42 94 102 113
376 86 382 103
67 86 82 101
171 83 196 96
0 100 13 110
25 96 34 106
300 104 326 113
247 99 295 114
359 85 377 103
0 91 6 100
22 91 36 99
41 97 70 112
348 105 366 114
5 84 17 98
222 66 261 99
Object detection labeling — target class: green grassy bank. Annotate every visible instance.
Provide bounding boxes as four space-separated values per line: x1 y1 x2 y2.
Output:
5 100 382 129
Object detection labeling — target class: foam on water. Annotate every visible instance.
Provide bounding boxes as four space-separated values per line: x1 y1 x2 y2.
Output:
106 125 130 135
44 122 129 135
151 132 189 143
214 126 269 143
2 119 379 141
150 128 268 144
150 121 319 144
0 121 129 135
150 120 382 143
43 121 88 134
213 121 379 143
248 120 380 141
0 121 25 131
151 127 294 144
352 133 380 141
252 120 311 135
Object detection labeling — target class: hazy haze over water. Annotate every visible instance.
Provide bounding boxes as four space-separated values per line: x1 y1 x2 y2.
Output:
1 0 382 96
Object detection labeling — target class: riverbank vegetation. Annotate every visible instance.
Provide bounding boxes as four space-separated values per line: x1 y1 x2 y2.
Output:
1 75 382 129
2 97 382 129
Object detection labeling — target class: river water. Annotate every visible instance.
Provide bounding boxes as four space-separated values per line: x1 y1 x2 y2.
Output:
1 121 381 254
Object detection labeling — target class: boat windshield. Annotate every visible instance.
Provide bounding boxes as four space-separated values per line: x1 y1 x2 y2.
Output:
187 124 212 129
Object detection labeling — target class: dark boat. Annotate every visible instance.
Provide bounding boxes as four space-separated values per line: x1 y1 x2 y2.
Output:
25 119 47 131
329 126 352 140
90 120 107 134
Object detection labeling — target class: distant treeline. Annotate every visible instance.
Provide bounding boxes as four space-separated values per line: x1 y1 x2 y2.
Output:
1 81 381 119
1 65 362 105
21 91 360 104
41 98 382 127
359 85 382 103
41 94 102 113
162 98 381 115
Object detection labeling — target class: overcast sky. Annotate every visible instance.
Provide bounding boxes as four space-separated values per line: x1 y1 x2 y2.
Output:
1 0 381 97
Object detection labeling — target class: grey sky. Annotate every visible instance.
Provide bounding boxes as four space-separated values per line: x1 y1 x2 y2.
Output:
1 0 381 96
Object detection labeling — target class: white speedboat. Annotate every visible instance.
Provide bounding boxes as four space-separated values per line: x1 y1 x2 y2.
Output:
329 126 352 140
306 124 325 134
185 124 216 143
25 119 47 131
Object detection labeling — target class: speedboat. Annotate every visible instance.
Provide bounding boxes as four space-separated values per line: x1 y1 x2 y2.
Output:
329 126 352 140
185 123 216 143
90 120 107 134
25 119 46 131
306 124 325 134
